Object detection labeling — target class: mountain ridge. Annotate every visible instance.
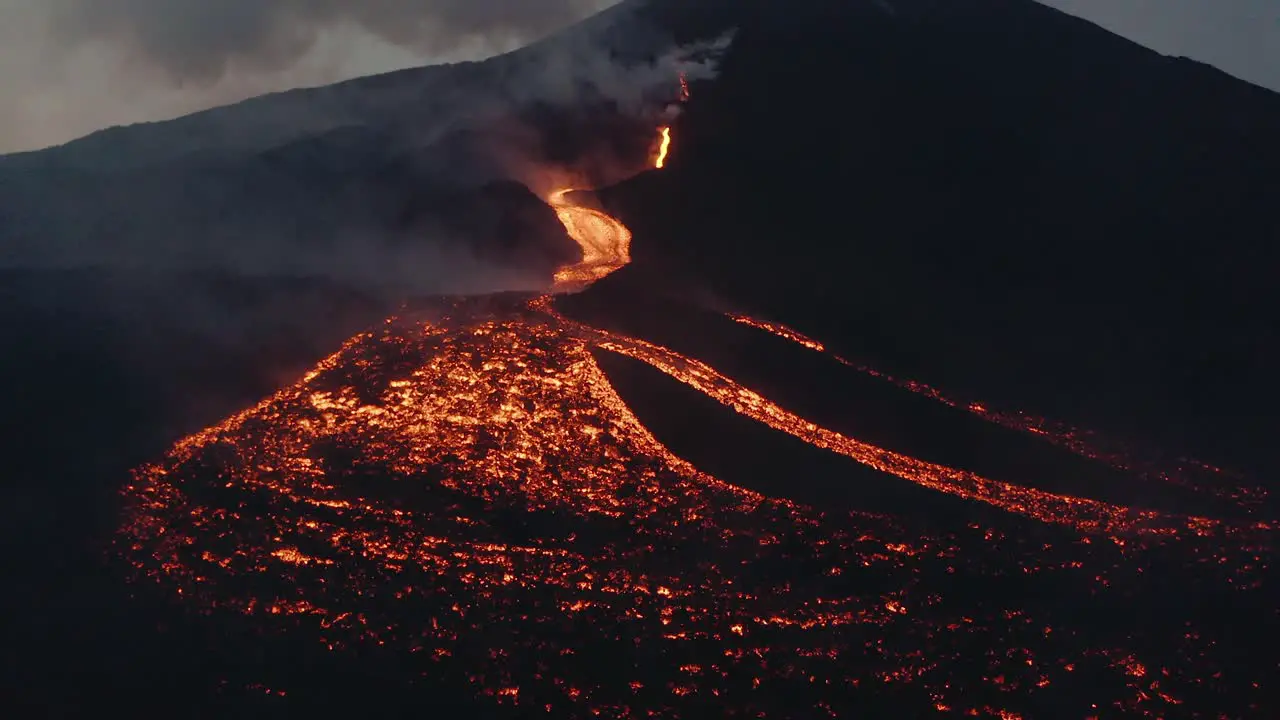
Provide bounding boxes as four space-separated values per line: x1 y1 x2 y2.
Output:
581 0 1280 475
6 0 1279 172
0 0 661 172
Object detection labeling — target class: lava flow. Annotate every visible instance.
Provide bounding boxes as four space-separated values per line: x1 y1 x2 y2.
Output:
655 127 672 169
549 188 632 293
726 314 1272 512
117 125 1274 718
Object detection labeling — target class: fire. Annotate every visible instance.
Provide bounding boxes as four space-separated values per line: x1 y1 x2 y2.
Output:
655 126 673 169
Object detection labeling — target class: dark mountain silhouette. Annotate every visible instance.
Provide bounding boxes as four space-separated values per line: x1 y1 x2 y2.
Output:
585 0 1280 476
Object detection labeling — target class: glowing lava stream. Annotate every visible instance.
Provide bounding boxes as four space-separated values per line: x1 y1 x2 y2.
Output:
115 122 1273 715
548 123 673 292
537 304 1269 538
549 188 633 293
655 127 673 169
724 314 1271 512
530 125 1267 535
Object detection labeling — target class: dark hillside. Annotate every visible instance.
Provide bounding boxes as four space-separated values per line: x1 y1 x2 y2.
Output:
593 0 1280 475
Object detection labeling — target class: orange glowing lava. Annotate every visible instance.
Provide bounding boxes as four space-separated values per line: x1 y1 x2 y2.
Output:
554 310 1269 539
114 137 1274 719
655 127 672 169
549 188 633 292
726 313 1271 512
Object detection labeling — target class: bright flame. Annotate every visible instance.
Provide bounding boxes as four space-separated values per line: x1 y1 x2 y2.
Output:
655 127 672 169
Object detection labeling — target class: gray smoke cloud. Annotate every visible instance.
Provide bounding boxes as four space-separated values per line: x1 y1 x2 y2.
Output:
45 0 621 83
5 0 1279 154
0 0 623 154
0 0 712 448
0 7 737 300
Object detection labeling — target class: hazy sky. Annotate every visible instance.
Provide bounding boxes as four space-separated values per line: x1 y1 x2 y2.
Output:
0 0 1277 154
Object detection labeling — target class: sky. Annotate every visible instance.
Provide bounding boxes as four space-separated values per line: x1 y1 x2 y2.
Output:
0 0 1277 154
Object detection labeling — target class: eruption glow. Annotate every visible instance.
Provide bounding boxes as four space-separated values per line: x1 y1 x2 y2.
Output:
548 188 632 292
726 314 1270 508
655 126 672 169
114 88 1274 719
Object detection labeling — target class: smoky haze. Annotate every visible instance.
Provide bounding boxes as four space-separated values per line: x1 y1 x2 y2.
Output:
0 2 735 304
0 0 622 154
0 0 689 431
4 1 1279 154
45 0 620 83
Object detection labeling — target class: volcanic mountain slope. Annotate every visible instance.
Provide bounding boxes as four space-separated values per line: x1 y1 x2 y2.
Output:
9 0 1280 717
0 0 699 283
0 0 651 173
111 10 1278 717
593 0 1280 478
113 255 1276 719
0 6 690 712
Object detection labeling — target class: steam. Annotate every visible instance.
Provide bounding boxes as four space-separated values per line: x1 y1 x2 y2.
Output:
515 27 735 114
486 27 735 197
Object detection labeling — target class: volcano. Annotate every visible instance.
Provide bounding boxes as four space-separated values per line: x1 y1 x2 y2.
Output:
5 0 1279 718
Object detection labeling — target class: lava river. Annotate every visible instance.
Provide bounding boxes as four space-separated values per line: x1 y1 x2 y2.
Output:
118 137 1275 718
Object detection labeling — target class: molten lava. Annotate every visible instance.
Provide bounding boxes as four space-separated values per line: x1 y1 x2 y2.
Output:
726 314 1270 509
549 188 632 293
655 127 672 169
116 131 1275 718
